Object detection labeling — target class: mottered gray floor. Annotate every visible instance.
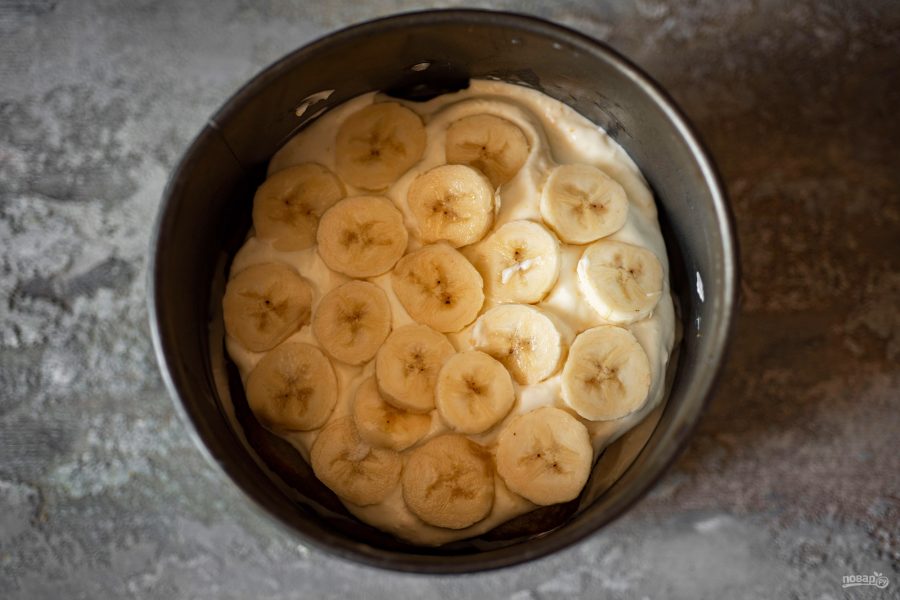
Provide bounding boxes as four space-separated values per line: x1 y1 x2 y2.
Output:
1 1 898 598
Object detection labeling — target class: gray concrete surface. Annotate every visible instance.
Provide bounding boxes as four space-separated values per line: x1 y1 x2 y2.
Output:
1 0 898 598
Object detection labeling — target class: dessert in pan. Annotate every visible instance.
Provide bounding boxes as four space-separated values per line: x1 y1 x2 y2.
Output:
221 80 675 545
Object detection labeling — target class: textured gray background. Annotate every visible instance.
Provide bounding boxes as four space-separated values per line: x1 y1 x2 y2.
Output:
1 0 899 598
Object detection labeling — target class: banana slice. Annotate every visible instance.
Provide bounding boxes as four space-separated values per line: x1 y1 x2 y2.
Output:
401 435 494 529
245 342 337 431
316 195 408 278
391 243 485 333
496 406 592 505
310 416 402 506
223 262 312 352
312 280 391 365
540 164 628 244
352 377 432 451
375 324 455 413
561 325 651 421
252 163 345 251
435 351 515 434
577 240 663 324
407 164 494 248
445 114 530 187
470 304 564 385
335 102 427 191
471 220 561 304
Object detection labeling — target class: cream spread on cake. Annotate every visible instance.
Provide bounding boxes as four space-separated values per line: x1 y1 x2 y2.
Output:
221 80 675 545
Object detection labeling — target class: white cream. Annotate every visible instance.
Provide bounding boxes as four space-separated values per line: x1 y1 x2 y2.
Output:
293 89 335 118
223 80 675 545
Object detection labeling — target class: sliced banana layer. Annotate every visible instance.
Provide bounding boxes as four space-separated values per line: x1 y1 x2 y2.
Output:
561 325 651 421
470 304 564 385
317 195 408 278
407 164 494 248
471 220 560 304
352 377 431 451
223 262 312 352
435 351 516 434
445 114 530 188
496 406 592 505
310 416 402 506
252 163 345 251
245 342 337 431
577 239 663 324
540 164 628 244
401 435 494 529
312 280 391 365
391 243 485 333
375 324 456 413
335 102 427 191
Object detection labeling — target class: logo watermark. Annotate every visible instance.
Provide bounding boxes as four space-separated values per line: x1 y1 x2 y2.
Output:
842 571 890 589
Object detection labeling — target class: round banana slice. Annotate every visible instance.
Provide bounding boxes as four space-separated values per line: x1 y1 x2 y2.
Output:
577 239 663 324
401 435 494 529
435 351 515 434
470 304 564 385
561 325 651 421
445 114 530 187
352 377 431 451
391 243 485 333
252 163 345 251
375 324 455 413
496 406 592 505
245 342 337 431
540 164 628 244
223 262 312 352
335 102 427 191
472 220 561 304
316 195 408 278
310 416 402 506
407 164 494 248
312 280 391 365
